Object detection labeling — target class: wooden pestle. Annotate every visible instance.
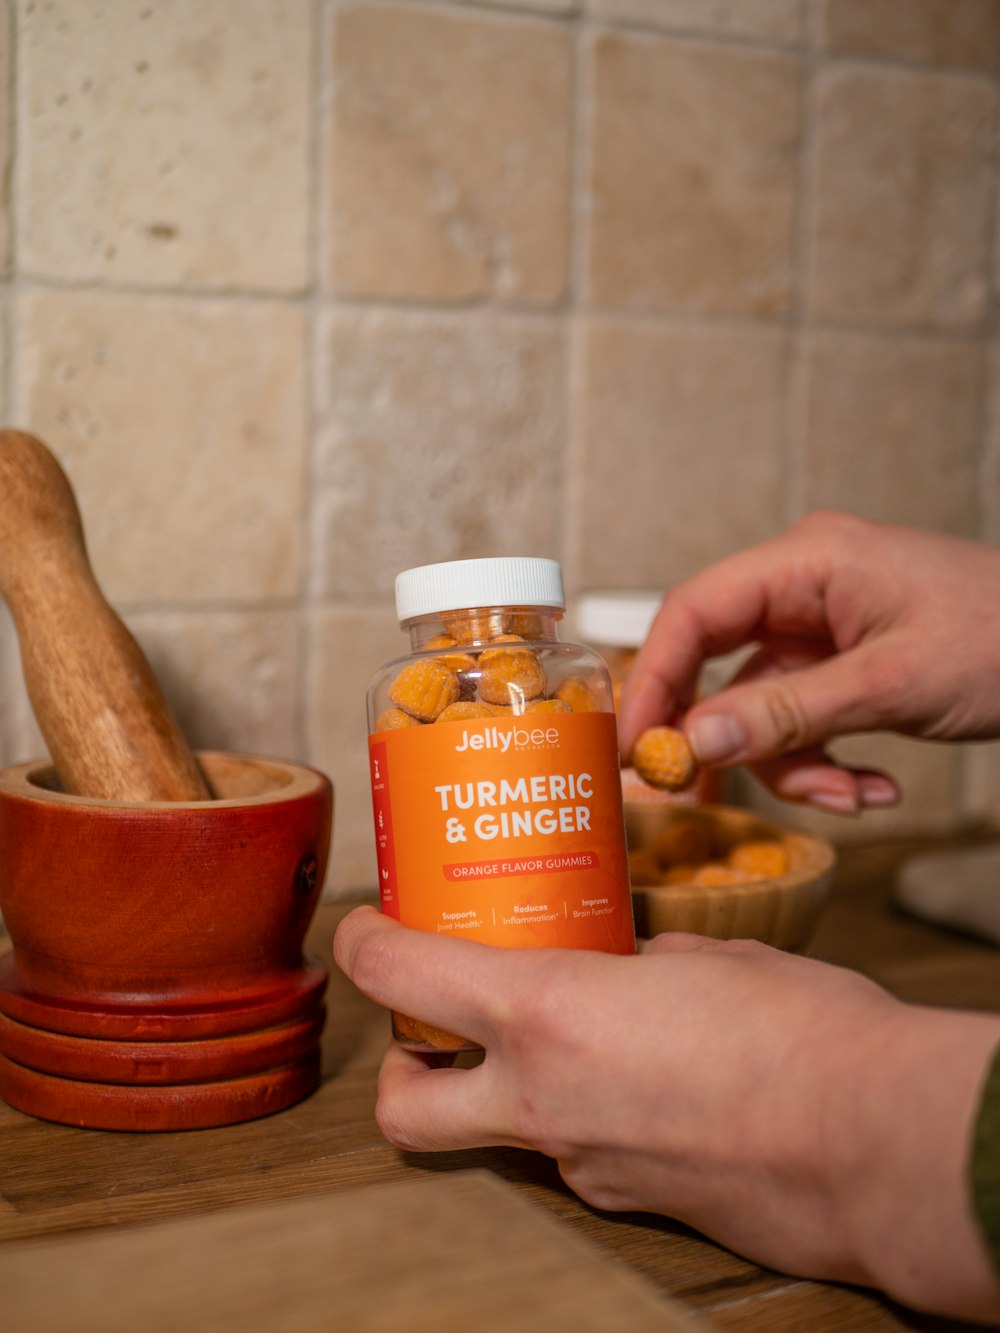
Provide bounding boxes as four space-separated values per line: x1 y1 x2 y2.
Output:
0 430 211 801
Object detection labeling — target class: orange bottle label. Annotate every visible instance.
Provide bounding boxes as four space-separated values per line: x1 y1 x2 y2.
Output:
369 712 636 954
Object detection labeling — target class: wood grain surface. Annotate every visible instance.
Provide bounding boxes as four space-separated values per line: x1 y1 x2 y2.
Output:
1 836 998 1331
0 1172 712 1333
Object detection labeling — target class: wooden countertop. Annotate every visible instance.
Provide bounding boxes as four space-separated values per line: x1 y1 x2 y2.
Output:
2 838 999 1331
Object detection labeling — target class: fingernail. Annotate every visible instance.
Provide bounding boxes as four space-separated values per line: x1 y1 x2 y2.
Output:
810 790 859 816
858 775 899 809
687 714 746 764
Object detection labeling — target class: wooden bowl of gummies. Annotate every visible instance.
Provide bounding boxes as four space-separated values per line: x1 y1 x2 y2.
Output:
624 803 835 952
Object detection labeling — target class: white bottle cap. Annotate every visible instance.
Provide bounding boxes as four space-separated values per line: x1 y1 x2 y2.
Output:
395 557 565 623
575 591 663 648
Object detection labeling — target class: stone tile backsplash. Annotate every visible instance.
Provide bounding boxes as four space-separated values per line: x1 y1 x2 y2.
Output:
18 0 312 291
585 30 803 317
3 0 1000 893
807 64 995 331
325 3 572 304
15 288 308 604
797 330 983 533
571 318 788 587
816 0 1000 70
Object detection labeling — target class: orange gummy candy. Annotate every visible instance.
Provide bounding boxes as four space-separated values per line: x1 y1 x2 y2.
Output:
392 1011 471 1051
424 634 478 674
504 611 544 639
523 698 571 715
374 707 422 732
661 863 710 886
442 609 503 645
555 675 599 713
436 701 496 724
627 848 661 887
691 863 751 888
388 658 460 722
651 814 714 867
728 840 788 879
477 646 546 707
633 726 698 792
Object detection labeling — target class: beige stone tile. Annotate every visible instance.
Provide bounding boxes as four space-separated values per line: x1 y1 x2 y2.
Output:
325 4 571 304
586 31 802 318
18 0 310 291
315 308 565 600
0 602 46 768
588 0 803 43
127 609 302 763
573 318 788 589
818 0 1000 70
15 288 307 604
798 331 982 533
734 734 965 842
0 283 7 414
807 66 994 331
0 297 28 768
307 604 402 895
0 0 9 273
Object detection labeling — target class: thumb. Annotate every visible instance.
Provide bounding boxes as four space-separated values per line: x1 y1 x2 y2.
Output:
684 647 890 765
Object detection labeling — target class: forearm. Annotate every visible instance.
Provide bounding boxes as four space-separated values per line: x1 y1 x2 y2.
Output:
835 1005 1000 1322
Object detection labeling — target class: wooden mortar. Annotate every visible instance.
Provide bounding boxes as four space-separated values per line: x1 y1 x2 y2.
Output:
0 752 332 1131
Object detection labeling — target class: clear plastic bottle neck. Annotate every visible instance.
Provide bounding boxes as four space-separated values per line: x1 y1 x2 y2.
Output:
404 605 563 650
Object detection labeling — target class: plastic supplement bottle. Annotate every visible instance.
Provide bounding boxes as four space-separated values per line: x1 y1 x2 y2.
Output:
367 557 636 1052
575 590 663 712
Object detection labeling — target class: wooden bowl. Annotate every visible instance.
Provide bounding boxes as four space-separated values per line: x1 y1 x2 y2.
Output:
625 802 835 952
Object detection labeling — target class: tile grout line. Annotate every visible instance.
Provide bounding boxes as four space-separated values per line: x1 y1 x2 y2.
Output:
7 269 993 348
297 0 329 770
780 0 823 526
330 0 1000 76
375 0 576 34
4 0 17 423
560 9 589 594
2 0 36 764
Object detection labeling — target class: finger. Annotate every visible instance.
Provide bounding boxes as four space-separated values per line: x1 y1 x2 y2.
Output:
644 931 728 955
334 906 504 1047
857 770 902 809
727 637 834 686
617 532 837 755
617 517 881 759
375 1041 515 1152
644 931 775 959
749 750 901 815
682 644 901 767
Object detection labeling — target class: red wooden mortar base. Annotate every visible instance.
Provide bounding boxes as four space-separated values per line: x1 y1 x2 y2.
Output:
0 752 332 1131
